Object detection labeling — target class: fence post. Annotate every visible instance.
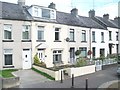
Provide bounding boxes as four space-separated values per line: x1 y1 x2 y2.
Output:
61 70 63 83
71 74 74 88
85 78 88 90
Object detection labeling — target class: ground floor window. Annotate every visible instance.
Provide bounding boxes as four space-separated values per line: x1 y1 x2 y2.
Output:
53 50 62 64
79 47 87 57
100 48 105 57
4 49 13 65
92 47 96 58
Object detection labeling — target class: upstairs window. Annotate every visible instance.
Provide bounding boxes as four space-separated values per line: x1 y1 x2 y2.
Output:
109 31 112 40
34 7 38 16
38 26 44 40
69 29 74 41
22 25 30 40
92 31 95 42
101 32 104 42
82 30 86 42
4 24 12 40
42 9 50 18
55 28 60 41
116 32 119 41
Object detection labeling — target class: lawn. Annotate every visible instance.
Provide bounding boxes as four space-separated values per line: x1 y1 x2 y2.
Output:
1 69 17 78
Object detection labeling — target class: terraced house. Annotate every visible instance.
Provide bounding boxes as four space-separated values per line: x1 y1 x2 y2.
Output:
0 0 119 69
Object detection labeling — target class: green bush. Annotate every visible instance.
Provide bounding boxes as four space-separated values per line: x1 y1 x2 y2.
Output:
75 57 87 67
34 54 46 68
75 50 81 56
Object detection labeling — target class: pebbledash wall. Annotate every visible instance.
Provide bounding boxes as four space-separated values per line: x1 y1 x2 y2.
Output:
0 20 31 69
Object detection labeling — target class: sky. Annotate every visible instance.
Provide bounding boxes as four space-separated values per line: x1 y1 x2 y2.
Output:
0 0 119 19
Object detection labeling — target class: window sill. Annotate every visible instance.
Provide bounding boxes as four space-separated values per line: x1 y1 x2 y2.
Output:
92 41 96 43
81 41 87 43
22 40 31 42
54 40 62 42
69 41 76 42
3 65 14 68
53 61 63 64
101 41 105 43
36 40 46 42
2 40 14 42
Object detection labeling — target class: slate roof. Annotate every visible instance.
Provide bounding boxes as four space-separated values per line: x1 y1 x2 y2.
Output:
56 11 106 29
94 16 119 28
0 1 117 30
0 1 32 20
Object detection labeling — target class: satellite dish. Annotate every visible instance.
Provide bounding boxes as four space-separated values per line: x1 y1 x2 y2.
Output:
66 37 70 42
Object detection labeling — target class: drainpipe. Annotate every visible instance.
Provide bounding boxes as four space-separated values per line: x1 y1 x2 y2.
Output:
89 28 92 60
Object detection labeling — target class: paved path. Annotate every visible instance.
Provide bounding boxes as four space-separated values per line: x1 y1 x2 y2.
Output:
13 69 51 88
16 65 119 88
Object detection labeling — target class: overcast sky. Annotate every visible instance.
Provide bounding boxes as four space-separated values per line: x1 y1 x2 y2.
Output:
0 0 119 19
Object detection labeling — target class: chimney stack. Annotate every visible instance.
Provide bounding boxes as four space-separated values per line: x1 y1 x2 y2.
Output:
89 9 95 18
18 0 25 6
48 2 56 9
71 8 78 17
103 14 109 20
114 17 120 22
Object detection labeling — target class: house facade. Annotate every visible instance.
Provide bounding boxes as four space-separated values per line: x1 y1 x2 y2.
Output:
0 0 119 69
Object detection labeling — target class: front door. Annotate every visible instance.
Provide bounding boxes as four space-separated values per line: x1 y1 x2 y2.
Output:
22 49 31 69
70 48 75 64
38 50 45 62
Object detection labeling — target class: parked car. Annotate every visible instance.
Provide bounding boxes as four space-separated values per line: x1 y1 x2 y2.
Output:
117 67 120 75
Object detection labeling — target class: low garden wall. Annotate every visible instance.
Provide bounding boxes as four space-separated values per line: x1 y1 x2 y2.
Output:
65 65 95 77
33 65 64 81
2 77 20 88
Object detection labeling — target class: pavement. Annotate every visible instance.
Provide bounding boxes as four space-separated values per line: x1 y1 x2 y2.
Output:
12 65 119 88
13 69 51 88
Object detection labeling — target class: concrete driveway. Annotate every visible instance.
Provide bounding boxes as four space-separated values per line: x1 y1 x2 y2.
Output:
13 69 51 88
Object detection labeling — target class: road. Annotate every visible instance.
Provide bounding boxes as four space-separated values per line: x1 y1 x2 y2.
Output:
18 65 119 88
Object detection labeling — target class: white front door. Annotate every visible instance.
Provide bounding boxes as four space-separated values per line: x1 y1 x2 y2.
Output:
22 49 31 69
38 50 45 62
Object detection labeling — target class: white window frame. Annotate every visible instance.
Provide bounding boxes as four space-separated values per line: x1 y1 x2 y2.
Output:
82 30 86 42
4 24 12 40
53 50 62 63
70 29 74 41
22 25 31 40
37 26 44 40
92 31 95 42
34 7 38 16
55 28 60 41
4 49 13 66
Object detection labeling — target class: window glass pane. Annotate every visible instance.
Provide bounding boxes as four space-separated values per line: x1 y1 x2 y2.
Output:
38 26 44 40
22 25 30 39
55 32 59 40
70 29 74 41
82 30 86 41
53 50 62 63
42 9 50 18
5 54 12 65
79 47 87 57
4 24 12 39
92 31 95 41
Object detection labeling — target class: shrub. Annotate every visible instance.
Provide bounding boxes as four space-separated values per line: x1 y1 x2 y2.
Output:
34 54 46 68
75 50 81 56
75 57 87 67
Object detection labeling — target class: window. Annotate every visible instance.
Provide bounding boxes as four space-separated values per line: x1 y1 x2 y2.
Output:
51 10 55 19
100 49 105 57
42 9 50 18
92 31 95 42
116 44 119 54
101 32 104 42
22 25 30 40
82 30 86 42
38 26 44 40
4 24 12 40
92 47 96 58
34 7 38 16
79 47 87 57
70 29 74 41
109 31 112 40
116 32 119 41
4 49 13 66
53 50 62 64
55 28 60 41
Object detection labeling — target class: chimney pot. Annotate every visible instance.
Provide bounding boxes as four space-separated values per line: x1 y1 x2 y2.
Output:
89 9 95 17
103 14 109 19
48 2 56 9
18 0 25 6
71 8 78 16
